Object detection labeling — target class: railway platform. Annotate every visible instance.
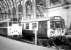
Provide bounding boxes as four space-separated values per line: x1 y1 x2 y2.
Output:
0 36 57 50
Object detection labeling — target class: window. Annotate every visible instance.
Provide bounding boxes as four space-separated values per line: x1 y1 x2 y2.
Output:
10 18 18 24
12 7 16 17
8 9 11 18
32 23 37 29
18 3 23 21
50 0 61 5
55 21 62 28
25 0 32 17
50 0 62 7
50 21 55 29
26 23 29 29
64 0 71 5
0 22 7 27
18 4 23 13
36 0 46 7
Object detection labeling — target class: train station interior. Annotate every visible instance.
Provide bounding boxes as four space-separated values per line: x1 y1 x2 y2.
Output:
0 0 71 50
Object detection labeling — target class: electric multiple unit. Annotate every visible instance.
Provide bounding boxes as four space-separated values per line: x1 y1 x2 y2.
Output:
0 16 65 38
0 18 22 36
22 16 65 38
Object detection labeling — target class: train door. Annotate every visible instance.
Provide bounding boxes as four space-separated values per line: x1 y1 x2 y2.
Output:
38 21 47 38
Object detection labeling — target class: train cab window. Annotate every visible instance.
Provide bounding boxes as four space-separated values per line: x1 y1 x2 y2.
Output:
26 23 29 29
50 20 65 30
55 21 61 28
50 16 65 30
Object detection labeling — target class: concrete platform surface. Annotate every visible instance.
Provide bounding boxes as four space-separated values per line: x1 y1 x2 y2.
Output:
0 36 56 50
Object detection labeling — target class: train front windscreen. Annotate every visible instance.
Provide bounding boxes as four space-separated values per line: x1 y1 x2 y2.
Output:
50 20 65 30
